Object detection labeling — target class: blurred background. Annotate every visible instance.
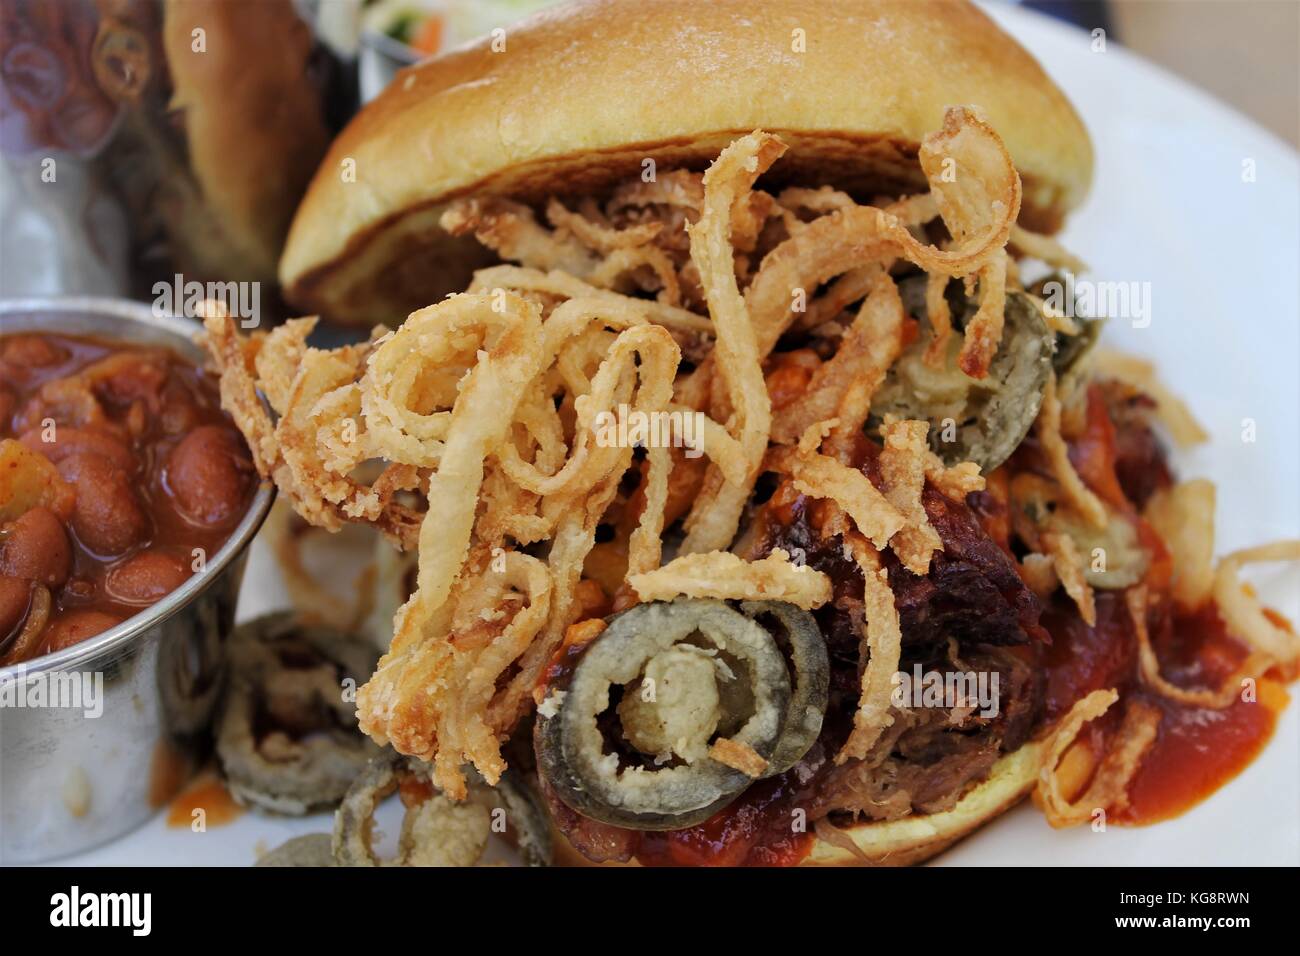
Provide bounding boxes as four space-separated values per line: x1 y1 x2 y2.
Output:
1026 0 1298 146
1 0 1295 308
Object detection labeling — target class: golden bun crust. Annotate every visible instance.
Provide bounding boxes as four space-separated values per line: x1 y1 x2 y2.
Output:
163 0 331 282
801 740 1041 866
550 741 1042 867
281 0 1092 325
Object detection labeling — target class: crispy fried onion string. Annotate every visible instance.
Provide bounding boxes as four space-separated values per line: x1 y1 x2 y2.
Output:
770 268 905 444
358 300 703 796
204 114 1071 802
202 314 424 546
441 198 599 276
466 265 713 335
675 106 1021 476
1019 552 1060 600
371 294 546 612
1009 224 1089 274
1213 541 1300 668
1143 479 1216 613
1038 372 1108 530
681 109 1019 549
878 419 942 575
1036 688 1161 828
709 737 770 778
678 130 786 555
923 451 986 498
922 270 955 367
546 197 663 251
446 198 691 310
768 440 906 550
917 108 1020 377
837 531 904 763
627 548 831 609
1129 584 1271 710
608 169 705 213
209 282 729 798
1042 530 1097 627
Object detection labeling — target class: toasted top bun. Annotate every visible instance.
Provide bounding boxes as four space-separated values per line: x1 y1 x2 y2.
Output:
551 741 1042 867
280 0 1092 325
162 0 331 283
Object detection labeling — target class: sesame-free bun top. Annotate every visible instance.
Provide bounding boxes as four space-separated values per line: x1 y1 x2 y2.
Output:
281 0 1093 325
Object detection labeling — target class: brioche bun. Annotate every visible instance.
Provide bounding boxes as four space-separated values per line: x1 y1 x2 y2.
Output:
162 0 331 282
801 740 1042 866
549 741 1042 866
279 0 1092 325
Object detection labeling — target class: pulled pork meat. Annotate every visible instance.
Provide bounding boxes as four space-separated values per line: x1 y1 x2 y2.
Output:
542 437 1048 862
807 643 1040 822
753 435 1046 824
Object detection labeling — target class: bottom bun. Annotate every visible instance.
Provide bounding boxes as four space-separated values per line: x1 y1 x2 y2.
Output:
802 741 1042 866
550 741 1042 867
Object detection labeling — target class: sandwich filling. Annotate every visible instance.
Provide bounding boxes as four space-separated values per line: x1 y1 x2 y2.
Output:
204 108 1300 866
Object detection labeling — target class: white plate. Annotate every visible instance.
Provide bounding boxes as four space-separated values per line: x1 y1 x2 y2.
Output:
951 3 1300 866
52 3 1299 867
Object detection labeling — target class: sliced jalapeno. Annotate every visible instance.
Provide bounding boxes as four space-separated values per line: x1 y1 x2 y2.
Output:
740 601 829 776
536 599 794 830
333 752 551 867
216 612 380 815
871 279 1055 472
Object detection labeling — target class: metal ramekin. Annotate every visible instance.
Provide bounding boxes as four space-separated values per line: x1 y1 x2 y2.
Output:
0 298 274 863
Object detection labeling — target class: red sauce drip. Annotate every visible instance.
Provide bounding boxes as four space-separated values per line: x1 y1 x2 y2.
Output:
626 594 1290 862
1044 382 1289 824
1068 385 1131 511
550 382 1294 863
148 738 193 809
166 773 244 828
1118 607 1287 824
1042 592 1137 721
1042 594 1288 826
635 775 815 867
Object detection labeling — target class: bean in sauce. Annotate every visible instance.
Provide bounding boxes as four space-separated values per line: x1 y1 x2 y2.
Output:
0 333 256 664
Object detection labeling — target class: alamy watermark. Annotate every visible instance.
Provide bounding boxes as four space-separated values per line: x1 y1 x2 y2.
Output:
891 665 1000 718
0 667 103 718
1042 274 1151 329
50 886 150 936
593 404 705 458
152 274 261 329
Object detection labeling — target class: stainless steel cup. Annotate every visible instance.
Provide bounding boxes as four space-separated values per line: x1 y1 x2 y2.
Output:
0 298 274 863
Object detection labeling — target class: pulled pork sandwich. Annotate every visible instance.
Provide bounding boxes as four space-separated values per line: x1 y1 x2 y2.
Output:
204 0 1299 866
